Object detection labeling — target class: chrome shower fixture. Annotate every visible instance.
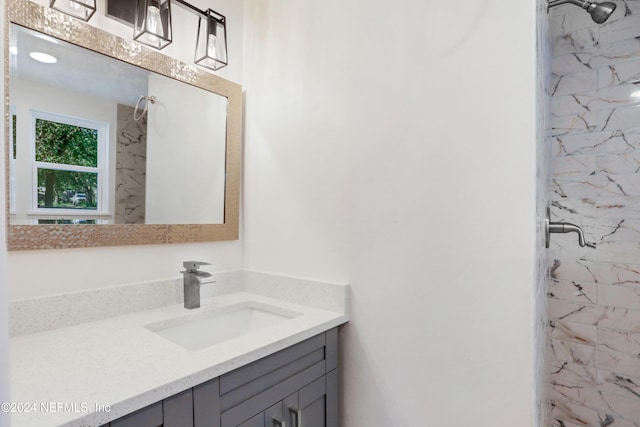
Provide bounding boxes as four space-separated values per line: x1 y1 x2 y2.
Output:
548 0 617 24
545 208 596 249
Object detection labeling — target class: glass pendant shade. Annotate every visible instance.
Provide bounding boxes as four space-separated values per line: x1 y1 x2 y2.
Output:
194 10 228 71
134 0 172 50
50 0 96 21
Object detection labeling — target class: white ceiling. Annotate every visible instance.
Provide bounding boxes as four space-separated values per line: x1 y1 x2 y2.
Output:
10 24 149 107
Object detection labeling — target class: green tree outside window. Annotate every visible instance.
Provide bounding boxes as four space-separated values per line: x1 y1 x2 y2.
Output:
35 118 99 210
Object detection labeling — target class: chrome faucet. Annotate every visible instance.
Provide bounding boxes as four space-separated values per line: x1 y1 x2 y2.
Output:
181 261 214 309
545 208 596 249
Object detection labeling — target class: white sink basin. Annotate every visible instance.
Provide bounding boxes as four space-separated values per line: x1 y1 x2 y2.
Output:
144 302 302 351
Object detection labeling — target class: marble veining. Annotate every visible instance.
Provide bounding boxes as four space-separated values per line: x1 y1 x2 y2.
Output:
553 128 640 157
115 104 147 224
549 279 597 304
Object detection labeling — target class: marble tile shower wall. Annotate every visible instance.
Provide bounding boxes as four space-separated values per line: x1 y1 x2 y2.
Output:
549 2 640 426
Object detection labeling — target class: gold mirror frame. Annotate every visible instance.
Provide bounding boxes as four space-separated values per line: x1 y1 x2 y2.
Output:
4 0 241 250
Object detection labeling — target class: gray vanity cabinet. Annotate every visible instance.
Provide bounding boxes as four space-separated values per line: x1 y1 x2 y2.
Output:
102 328 339 427
228 374 328 427
202 328 338 427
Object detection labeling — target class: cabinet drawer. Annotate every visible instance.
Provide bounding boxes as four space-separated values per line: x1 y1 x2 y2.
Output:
220 334 325 394
221 348 324 410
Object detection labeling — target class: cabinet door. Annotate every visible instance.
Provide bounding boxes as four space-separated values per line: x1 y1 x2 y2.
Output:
298 397 324 427
264 402 284 427
194 378 221 427
237 412 264 427
164 389 194 427
110 402 163 427
325 370 338 427
299 377 325 427
282 376 326 427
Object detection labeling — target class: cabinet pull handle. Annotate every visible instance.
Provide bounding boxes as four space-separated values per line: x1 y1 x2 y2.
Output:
289 406 301 427
273 416 286 427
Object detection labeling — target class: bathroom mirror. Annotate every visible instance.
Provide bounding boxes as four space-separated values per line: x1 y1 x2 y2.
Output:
5 0 241 250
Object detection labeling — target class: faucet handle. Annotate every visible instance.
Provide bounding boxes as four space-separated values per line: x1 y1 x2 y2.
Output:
182 261 211 273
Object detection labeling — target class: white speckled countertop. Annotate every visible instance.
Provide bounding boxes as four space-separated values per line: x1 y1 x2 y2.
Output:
9 287 349 427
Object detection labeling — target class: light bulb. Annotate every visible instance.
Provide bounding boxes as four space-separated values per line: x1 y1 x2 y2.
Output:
207 34 217 58
146 5 163 43
67 0 81 12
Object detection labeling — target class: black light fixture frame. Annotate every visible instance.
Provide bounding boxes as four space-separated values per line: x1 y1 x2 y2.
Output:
133 0 173 50
107 0 200 26
106 0 228 70
194 9 228 70
50 0 97 22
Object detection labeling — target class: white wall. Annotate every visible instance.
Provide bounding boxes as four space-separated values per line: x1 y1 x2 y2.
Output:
242 0 537 425
7 0 244 301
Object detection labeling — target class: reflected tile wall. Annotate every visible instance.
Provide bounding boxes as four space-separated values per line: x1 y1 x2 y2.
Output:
115 104 147 224
548 1 640 425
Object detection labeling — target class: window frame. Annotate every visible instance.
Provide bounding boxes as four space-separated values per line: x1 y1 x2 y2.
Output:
29 110 109 217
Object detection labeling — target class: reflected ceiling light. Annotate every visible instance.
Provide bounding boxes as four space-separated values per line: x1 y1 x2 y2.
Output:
9 46 17 55
54 0 229 72
29 52 58 64
50 0 96 22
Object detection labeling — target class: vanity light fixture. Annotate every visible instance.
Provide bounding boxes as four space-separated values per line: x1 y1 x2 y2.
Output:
134 0 173 50
58 0 230 71
194 9 228 71
50 0 96 22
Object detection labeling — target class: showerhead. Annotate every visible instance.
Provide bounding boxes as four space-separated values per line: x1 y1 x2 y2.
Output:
548 0 617 24
586 1 617 24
